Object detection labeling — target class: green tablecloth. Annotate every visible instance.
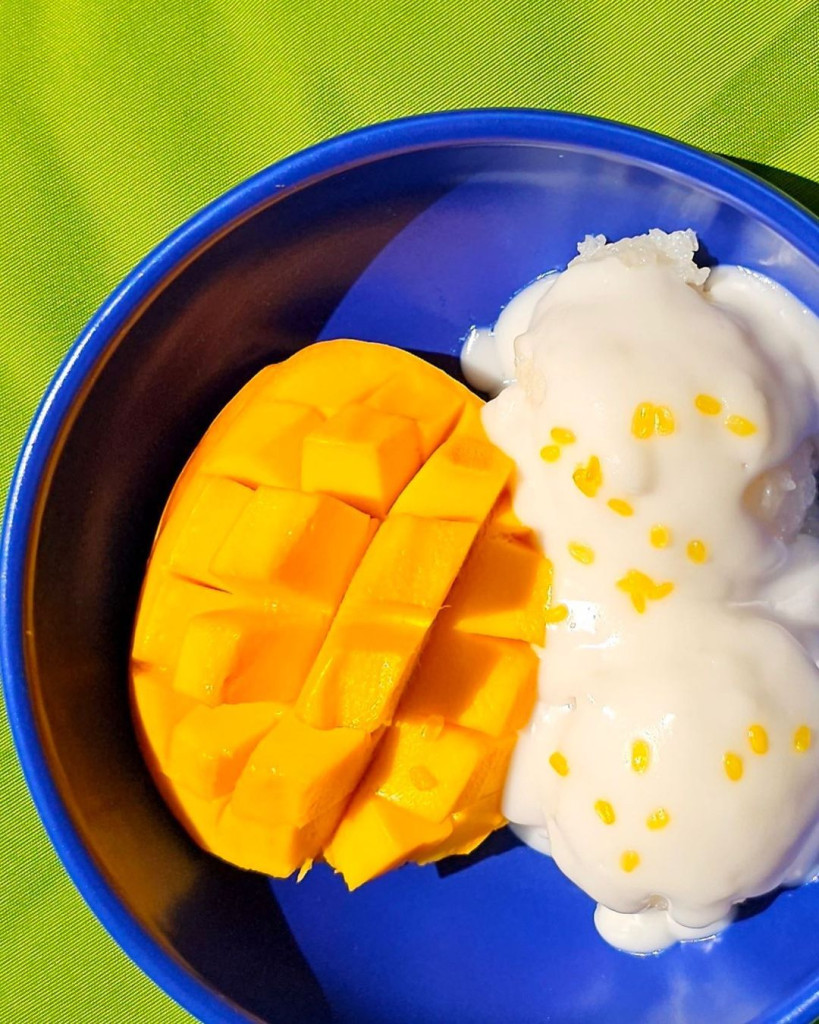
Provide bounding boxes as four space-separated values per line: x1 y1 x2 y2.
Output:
1 1 818 1020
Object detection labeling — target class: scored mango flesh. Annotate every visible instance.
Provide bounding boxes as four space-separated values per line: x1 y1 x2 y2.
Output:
131 339 551 887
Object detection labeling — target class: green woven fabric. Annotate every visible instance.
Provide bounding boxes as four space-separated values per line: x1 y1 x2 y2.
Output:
1 1 818 1020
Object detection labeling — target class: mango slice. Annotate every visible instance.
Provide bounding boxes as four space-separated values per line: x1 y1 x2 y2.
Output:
363 715 497 824
444 533 554 646
218 802 341 878
231 711 373 828
363 371 464 458
416 795 506 864
302 404 423 517
153 476 254 589
199 399 324 490
130 339 551 888
296 515 480 730
341 515 480 623
167 701 285 799
324 793 453 891
296 618 427 732
209 487 374 608
399 627 538 738
172 609 329 706
132 576 242 669
389 431 513 522
255 340 415 415
132 666 198 766
162 782 228 852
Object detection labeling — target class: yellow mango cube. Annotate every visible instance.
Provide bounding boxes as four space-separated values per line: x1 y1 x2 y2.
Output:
416 795 505 864
171 611 243 706
210 487 374 610
132 576 240 669
171 608 330 707
296 618 426 730
199 399 324 489
296 515 478 730
153 477 255 589
221 613 330 706
444 534 553 645
301 404 423 517
131 666 198 770
167 702 284 799
400 628 538 737
231 711 373 828
341 515 479 625
364 716 496 824
216 802 341 878
363 372 465 457
389 430 512 521
325 793 452 890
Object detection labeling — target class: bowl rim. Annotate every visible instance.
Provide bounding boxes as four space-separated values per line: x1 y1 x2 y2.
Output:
2 107 819 1024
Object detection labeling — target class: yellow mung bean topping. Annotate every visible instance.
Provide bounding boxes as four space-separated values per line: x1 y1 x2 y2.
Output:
654 405 675 435
616 570 674 613
686 539 708 564
608 498 634 517
620 850 640 873
573 455 603 497
568 542 595 565
725 414 757 437
549 751 569 776
695 393 722 415
747 724 769 755
632 402 654 439
631 739 651 773
595 800 616 825
551 427 576 445
724 752 743 781
544 603 569 624
646 808 671 830
632 402 675 437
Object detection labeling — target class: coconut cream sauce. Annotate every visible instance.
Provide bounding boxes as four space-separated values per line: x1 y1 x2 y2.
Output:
461 230 819 952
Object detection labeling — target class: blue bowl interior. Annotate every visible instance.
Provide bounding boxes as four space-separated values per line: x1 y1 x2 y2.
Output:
10 124 819 1024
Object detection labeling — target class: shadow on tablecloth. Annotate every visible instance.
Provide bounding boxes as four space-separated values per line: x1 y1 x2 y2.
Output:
725 155 819 220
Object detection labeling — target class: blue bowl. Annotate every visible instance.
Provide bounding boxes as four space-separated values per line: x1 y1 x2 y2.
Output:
3 110 819 1024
